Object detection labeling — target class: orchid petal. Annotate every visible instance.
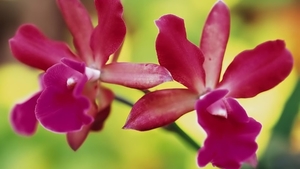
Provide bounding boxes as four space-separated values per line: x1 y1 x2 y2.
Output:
196 92 262 168
9 24 77 71
155 15 206 93
92 86 114 130
36 61 93 133
57 0 94 63
67 86 113 150
67 101 98 151
101 62 172 89
124 89 198 131
218 40 293 98
67 125 90 151
200 1 230 88
97 86 115 110
91 0 126 67
10 92 41 136
90 105 111 131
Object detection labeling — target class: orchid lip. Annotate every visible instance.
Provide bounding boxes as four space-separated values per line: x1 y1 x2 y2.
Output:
85 67 101 81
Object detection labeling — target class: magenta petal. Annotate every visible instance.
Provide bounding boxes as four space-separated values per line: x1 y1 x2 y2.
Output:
57 0 94 63
9 24 77 71
66 102 98 151
196 91 262 168
124 89 198 131
67 125 90 151
90 104 111 131
36 61 93 133
219 40 293 98
10 92 41 136
67 86 114 151
101 62 172 89
155 15 206 93
91 0 126 67
200 1 230 88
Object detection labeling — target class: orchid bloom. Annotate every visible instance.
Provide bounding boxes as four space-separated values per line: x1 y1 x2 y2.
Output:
10 0 171 150
124 1 293 168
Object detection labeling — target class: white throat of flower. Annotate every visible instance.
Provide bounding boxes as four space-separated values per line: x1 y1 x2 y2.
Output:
85 67 101 81
66 67 101 87
206 99 228 119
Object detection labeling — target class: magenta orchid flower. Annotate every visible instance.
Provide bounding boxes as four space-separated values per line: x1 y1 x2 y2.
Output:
10 0 171 150
124 1 293 168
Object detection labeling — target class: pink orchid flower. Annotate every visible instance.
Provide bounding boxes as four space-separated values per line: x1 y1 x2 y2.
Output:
10 0 171 150
124 1 293 168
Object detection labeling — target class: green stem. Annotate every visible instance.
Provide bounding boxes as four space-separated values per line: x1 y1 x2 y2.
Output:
114 95 201 151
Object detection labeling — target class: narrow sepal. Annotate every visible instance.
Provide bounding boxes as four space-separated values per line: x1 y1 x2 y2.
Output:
124 89 198 131
101 62 172 89
200 0 230 88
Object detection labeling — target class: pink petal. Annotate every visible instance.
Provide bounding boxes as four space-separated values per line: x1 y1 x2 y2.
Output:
100 62 172 89
9 24 77 71
91 0 126 67
36 60 93 133
196 91 262 168
124 89 198 131
218 40 293 98
10 92 41 136
67 125 91 151
90 105 111 131
67 102 98 151
91 85 114 131
200 1 230 88
155 15 206 93
57 0 94 64
67 86 114 150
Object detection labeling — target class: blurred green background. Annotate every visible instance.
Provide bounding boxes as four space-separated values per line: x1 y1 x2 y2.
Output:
0 0 299 168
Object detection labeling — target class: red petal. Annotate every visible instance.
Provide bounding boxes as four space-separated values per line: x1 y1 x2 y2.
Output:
67 86 114 150
101 62 172 89
10 92 41 136
218 40 293 98
57 0 94 64
67 125 90 151
91 0 126 67
156 15 206 93
124 89 198 131
36 61 93 133
90 105 111 131
200 1 230 88
92 86 114 130
9 24 77 71
196 91 262 168
67 102 98 151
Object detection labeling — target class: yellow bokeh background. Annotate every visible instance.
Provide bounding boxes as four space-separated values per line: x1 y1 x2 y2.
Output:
0 0 299 169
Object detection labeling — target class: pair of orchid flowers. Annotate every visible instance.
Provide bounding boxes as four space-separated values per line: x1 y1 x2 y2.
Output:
9 0 293 168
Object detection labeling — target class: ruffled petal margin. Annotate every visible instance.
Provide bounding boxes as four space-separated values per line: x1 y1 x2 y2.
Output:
66 86 114 151
36 59 93 133
196 90 262 168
